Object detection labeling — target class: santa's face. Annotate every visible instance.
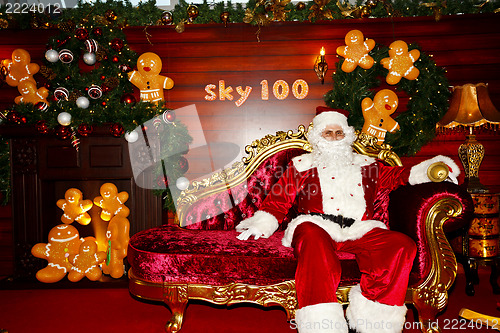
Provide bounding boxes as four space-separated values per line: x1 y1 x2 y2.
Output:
308 122 356 168
321 124 345 141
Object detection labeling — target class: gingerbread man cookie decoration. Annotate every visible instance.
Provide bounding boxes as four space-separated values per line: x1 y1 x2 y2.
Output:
31 224 83 283
128 52 174 105
68 237 107 282
56 188 93 225
336 30 375 73
14 80 49 105
102 216 130 278
93 183 130 221
380 40 420 85
4 49 39 87
361 89 400 142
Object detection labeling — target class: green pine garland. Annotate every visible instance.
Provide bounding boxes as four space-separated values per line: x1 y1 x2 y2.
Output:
324 43 450 156
0 0 498 30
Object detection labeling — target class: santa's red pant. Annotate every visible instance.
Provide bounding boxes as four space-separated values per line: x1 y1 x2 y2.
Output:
291 222 417 308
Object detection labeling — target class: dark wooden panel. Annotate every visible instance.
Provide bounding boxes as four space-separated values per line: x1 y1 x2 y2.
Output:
46 145 80 168
89 144 123 168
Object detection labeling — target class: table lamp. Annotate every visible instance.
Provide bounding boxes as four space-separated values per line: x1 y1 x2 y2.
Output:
437 83 500 193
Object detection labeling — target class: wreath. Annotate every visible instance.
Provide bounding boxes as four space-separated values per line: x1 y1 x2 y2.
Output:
1 24 192 211
324 42 450 157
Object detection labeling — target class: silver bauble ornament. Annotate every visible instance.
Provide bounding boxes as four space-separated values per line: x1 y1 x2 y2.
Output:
45 49 59 63
76 96 90 109
57 112 72 126
83 52 96 65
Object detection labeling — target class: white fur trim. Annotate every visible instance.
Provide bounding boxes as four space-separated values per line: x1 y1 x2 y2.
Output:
292 153 375 173
346 285 407 333
294 302 348 333
282 215 386 247
235 210 279 238
313 111 349 133
293 153 315 172
317 162 365 219
409 155 460 185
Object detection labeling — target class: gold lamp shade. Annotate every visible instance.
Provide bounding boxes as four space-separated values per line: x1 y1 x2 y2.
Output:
439 83 500 128
438 83 500 193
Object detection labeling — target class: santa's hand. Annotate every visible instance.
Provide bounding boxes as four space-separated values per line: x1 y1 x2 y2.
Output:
235 210 279 241
237 226 263 241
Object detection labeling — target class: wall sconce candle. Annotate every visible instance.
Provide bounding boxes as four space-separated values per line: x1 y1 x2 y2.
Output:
314 47 328 84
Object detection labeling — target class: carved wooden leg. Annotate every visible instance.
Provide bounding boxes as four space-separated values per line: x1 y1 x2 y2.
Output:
163 285 188 333
464 257 476 296
490 258 500 294
413 288 447 333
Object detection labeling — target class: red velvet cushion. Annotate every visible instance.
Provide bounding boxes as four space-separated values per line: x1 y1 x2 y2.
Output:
128 225 361 286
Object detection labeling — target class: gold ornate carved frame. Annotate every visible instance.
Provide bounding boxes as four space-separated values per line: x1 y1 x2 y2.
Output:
129 126 463 333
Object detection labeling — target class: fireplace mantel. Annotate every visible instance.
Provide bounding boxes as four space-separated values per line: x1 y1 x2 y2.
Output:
0 125 163 280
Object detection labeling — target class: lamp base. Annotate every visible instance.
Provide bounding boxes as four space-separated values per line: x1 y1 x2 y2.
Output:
458 134 489 194
462 176 489 194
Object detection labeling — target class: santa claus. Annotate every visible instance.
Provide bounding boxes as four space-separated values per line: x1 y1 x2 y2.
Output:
236 108 459 333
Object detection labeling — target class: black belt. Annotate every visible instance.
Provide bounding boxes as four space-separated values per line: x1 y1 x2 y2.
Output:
308 212 355 228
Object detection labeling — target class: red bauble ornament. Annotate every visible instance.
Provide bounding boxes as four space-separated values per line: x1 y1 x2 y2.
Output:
110 123 124 137
6 111 19 123
55 125 71 140
156 175 169 188
163 110 176 123
92 27 103 37
101 101 107 107
75 28 89 40
100 75 106 80
77 123 93 136
19 116 27 124
110 38 124 52
179 156 189 173
120 93 136 105
111 56 119 63
35 120 49 134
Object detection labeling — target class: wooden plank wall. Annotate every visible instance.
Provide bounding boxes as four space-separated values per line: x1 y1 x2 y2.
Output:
1 13 500 275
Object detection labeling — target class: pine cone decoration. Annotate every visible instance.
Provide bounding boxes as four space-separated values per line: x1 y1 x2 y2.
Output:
40 65 57 80
58 20 76 33
104 77 119 89
68 91 81 102
95 48 108 62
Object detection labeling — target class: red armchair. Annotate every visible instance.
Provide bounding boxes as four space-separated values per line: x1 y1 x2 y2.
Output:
127 126 473 333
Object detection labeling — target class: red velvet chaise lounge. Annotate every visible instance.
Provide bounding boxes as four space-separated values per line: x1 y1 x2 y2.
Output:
127 126 473 333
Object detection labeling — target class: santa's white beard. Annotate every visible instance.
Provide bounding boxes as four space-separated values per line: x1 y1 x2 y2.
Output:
308 126 356 168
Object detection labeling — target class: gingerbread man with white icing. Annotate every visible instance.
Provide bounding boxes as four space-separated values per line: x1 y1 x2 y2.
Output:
361 89 400 142
128 52 174 105
57 188 93 225
68 237 107 282
93 183 130 221
381 40 420 85
336 30 375 73
31 224 83 283
102 216 130 278
5 48 39 87
14 80 49 106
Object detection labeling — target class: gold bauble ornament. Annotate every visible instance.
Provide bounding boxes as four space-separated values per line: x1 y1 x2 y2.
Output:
160 11 173 25
220 11 230 27
0 18 8 29
365 0 378 9
105 9 118 22
296 2 306 10
175 21 185 33
187 5 199 21
360 5 371 18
